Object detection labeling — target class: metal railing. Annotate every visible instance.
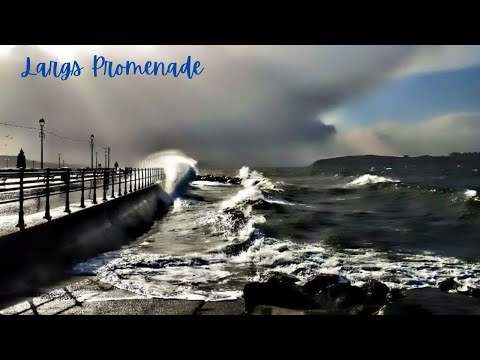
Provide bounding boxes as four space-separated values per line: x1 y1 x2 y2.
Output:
0 167 165 230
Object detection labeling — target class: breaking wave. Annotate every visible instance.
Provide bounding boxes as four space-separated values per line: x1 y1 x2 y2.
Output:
72 164 480 301
347 174 400 187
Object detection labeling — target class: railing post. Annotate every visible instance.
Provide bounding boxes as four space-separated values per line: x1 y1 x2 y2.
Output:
124 168 128 195
129 168 133 193
80 169 85 208
111 169 115 198
118 169 122 197
134 168 137 191
44 168 51 221
103 169 108 202
92 169 97 204
64 168 71 214
143 168 145 188
16 168 25 230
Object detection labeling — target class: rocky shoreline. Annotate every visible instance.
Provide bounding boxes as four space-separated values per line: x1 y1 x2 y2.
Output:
243 273 480 315
2 273 480 315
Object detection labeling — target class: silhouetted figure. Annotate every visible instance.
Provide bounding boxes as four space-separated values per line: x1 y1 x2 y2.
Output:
114 161 119 171
16 149 26 169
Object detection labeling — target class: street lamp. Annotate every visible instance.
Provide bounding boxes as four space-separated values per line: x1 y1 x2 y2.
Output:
58 154 61 168
107 147 110 168
90 134 95 168
96 151 98 168
39 118 45 169
104 148 107 168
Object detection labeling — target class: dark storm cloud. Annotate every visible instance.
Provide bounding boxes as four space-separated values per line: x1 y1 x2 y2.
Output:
0 45 426 166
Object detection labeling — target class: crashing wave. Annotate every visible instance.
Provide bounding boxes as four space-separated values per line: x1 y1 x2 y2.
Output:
465 189 479 201
347 174 400 187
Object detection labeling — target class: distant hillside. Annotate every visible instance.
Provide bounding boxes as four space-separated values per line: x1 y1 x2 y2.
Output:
310 153 480 176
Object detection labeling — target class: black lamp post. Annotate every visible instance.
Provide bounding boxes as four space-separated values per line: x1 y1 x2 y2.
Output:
58 154 61 168
107 147 110 168
90 134 95 168
39 118 45 169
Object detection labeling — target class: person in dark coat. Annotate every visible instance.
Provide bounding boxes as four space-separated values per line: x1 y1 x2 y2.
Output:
16 149 26 169
114 161 119 170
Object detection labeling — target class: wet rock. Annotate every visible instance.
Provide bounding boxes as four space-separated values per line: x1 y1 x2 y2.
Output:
362 280 390 304
224 239 253 257
438 277 460 292
303 274 341 295
325 283 365 309
377 288 480 315
314 283 366 311
389 288 406 301
243 280 316 313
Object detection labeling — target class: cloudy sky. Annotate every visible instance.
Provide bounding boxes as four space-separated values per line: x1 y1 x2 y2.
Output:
0 45 479 167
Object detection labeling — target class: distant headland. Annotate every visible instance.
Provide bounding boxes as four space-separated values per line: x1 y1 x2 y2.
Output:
310 152 480 175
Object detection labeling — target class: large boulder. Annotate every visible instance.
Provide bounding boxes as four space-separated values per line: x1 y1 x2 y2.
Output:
303 274 342 295
438 277 460 292
362 280 390 304
325 283 366 309
243 276 316 313
377 287 480 315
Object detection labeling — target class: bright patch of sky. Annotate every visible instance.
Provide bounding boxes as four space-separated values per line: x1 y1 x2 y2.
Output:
329 65 480 126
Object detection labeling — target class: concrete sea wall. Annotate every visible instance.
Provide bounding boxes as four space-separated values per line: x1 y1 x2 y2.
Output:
0 184 172 296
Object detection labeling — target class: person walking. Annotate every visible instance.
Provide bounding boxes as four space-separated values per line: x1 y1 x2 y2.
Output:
16 149 26 169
